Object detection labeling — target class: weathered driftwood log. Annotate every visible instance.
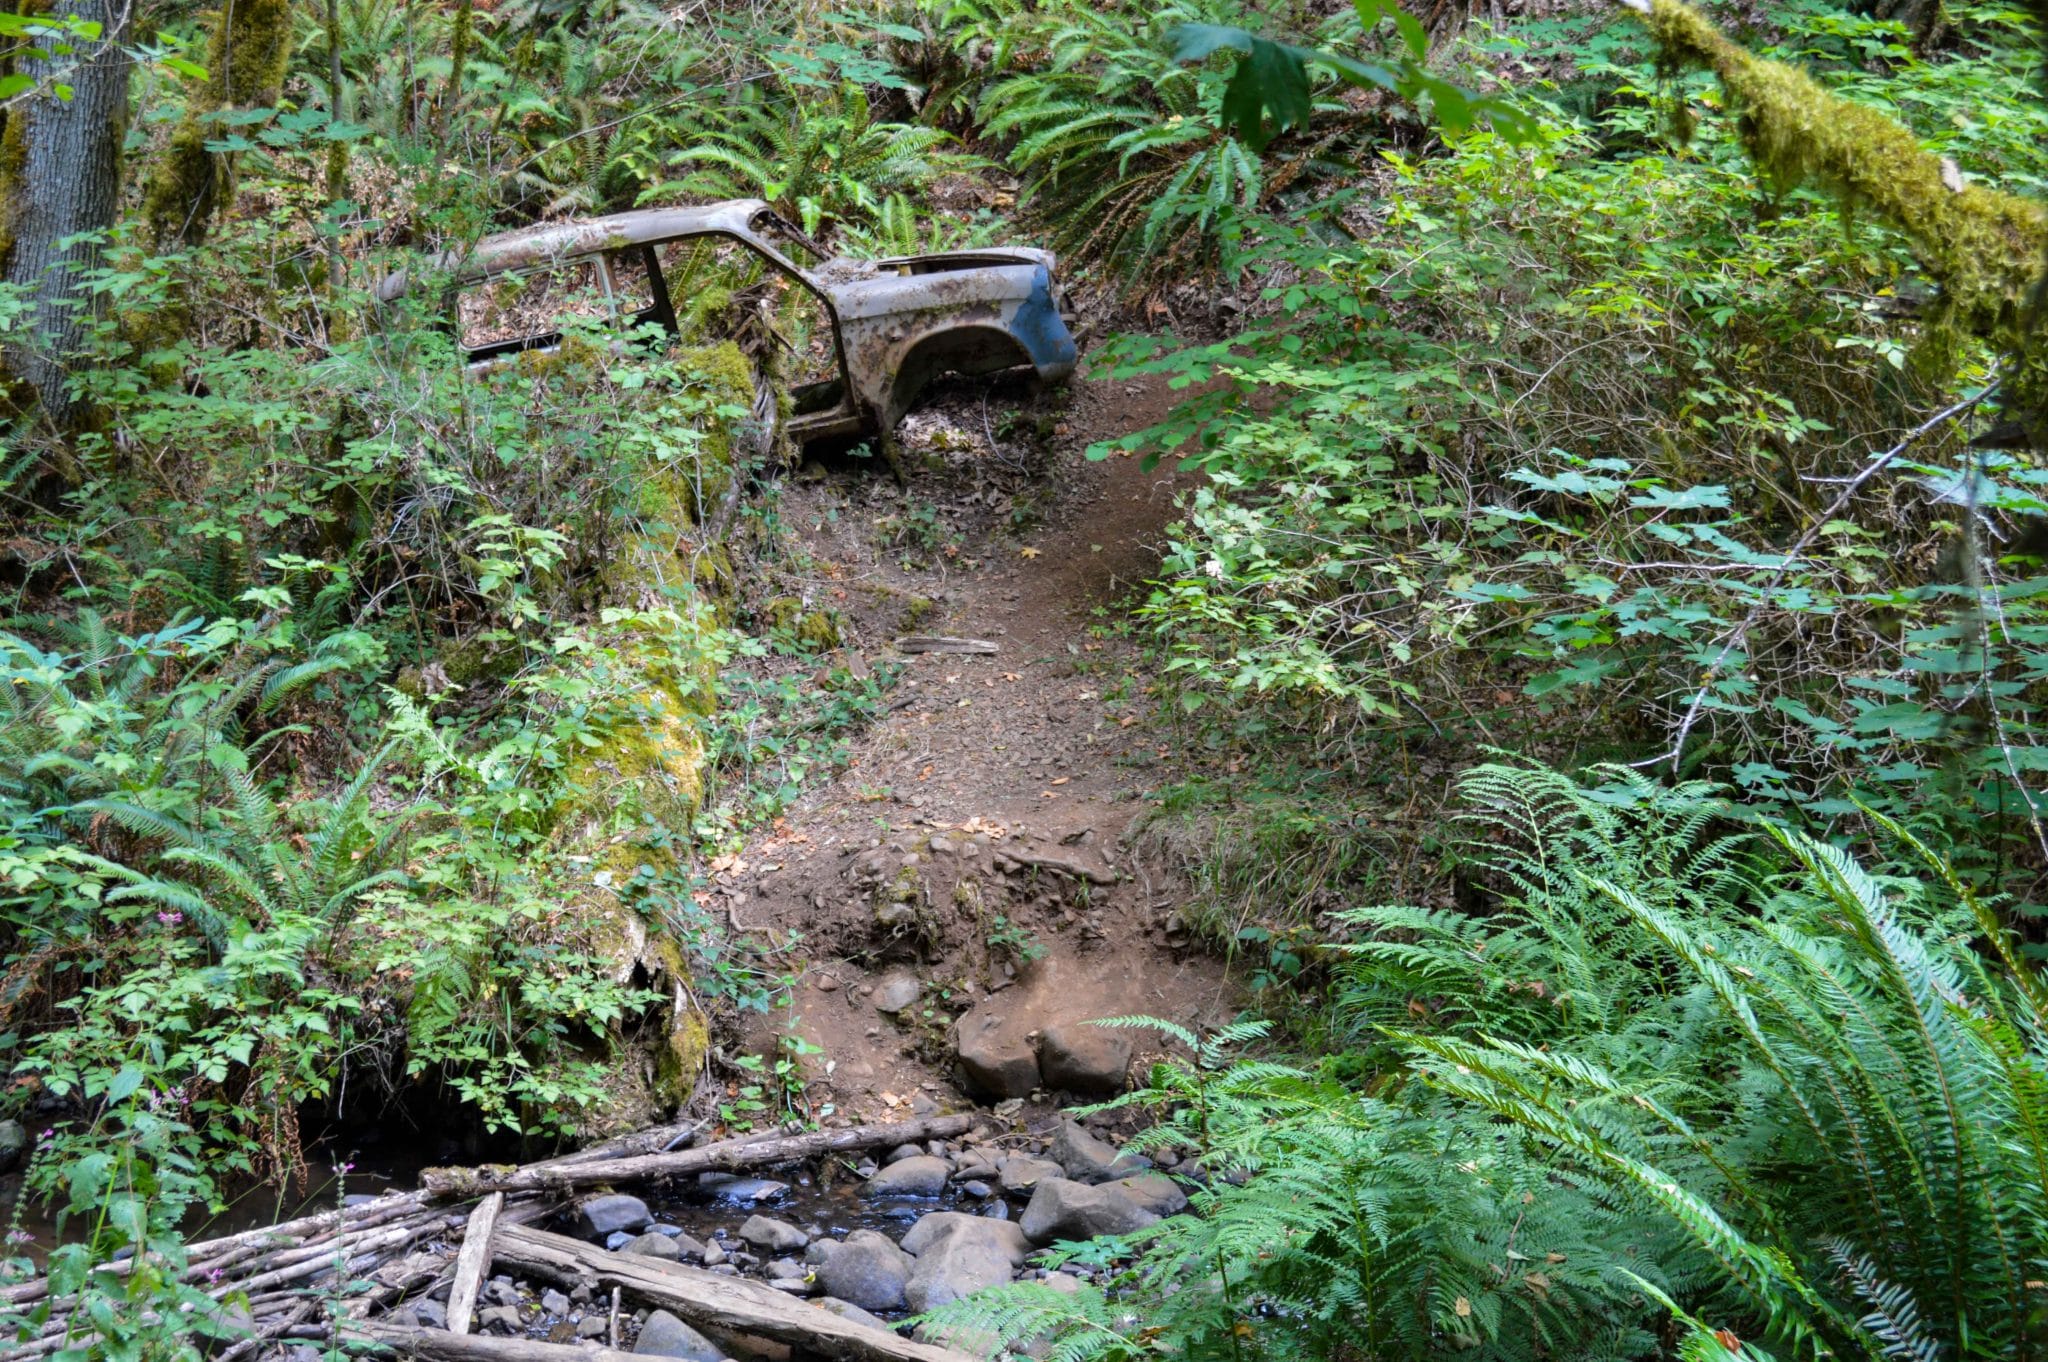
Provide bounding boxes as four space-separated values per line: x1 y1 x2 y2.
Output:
447 1192 506 1336
492 1224 981 1362
1 1113 737 1310
419 1113 975 1198
352 1322 647 1362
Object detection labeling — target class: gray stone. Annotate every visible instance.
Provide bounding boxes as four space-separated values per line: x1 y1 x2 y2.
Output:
408 1298 448 1329
769 1277 818 1294
1020 1175 1185 1245
1116 1173 1189 1218
622 1232 682 1262
864 1154 949 1198
1049 1120 1144 1184
701 1243 728 1267
955 1012 1040 1098
884 1143 924 1164
813 1298 895 1333
633 1310 724 1361
484 1279 521 1308
672 1234 708 1261
1038 1023 1133 1095
998 1155 1064 1193
816 1230 913 1313
957 1180 994 1199
804 1238 841 1266
901 1213 1032 1312
766 1257 808 1280
0 1120 24 1176
915 1319 1004 1355
873 970 921 1013
701 1176 790 1205
577 1315 610 1339
479 1305 523 1334
541 1289 571 1316
576 1193 653 1239
739 1215 808 1253
606 1231 635 1251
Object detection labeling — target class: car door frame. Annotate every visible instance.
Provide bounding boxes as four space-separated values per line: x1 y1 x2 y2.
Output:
646 229 866 444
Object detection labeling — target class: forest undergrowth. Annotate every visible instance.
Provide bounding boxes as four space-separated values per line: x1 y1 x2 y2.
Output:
2 0 2048 1355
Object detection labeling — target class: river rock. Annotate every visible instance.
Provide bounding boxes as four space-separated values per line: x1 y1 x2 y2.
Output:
578 1316 610 1339
479 1305 523 1334
864 1154 949 1198
0 1120 24 1175
997 1155 1064 1193
901 1213 1032 1311
700 1175 791 1204
408 1298 448 1329
805 1238 841 1266
634 1310 724 1362
576 1193 652 1239
1038 1022 1132 1094
874 970 921 1013
739 1215 808 1253
816 1230 913 1312
1049 1120 1144 1184
623 1232 683 1261
814 1298 895 1333
955 1010 1040 1098
884 1143 924 1164
540 1288 571 1316
1020 1175 1185 1245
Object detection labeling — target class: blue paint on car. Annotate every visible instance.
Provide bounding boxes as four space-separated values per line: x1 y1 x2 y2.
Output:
1011 264 1078 377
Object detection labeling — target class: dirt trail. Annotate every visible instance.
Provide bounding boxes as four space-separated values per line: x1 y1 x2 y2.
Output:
710 366 1239 1125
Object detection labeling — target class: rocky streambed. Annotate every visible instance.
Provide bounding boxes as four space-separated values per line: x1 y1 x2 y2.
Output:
375 1118 1186 1358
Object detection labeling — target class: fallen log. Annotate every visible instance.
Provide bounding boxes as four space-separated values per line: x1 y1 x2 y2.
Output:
419 1113 974 1199
493 1224 980 1362
894 636 998 655
352 1322 646 1362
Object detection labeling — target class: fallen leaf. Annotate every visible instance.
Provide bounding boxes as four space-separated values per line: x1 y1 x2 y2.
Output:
1713 1329 1742 1353
1019 547 1041 559
1454 1297 1471 1318
1051 777 1069 786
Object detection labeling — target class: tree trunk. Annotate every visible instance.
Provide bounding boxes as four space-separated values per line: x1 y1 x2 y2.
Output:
144 0 295 247
1 0 132 427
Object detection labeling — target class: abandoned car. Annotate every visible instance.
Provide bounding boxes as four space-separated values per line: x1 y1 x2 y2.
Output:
374 199 1078 453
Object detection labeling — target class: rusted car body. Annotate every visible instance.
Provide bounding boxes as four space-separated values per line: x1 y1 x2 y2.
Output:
374 199 1077 449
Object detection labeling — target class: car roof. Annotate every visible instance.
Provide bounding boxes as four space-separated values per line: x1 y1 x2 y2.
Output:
373 199 777 302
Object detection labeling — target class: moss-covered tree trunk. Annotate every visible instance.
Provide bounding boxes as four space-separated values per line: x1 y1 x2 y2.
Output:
144 0 295 247
0 0 132 427
1632 0 2048 441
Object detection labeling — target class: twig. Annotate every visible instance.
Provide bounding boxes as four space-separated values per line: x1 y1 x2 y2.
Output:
1640 375 1997 773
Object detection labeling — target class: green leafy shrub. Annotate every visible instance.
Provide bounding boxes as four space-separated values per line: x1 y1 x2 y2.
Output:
1098 0 2048 902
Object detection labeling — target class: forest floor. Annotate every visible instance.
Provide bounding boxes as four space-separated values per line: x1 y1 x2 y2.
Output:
711 359 1244 1128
